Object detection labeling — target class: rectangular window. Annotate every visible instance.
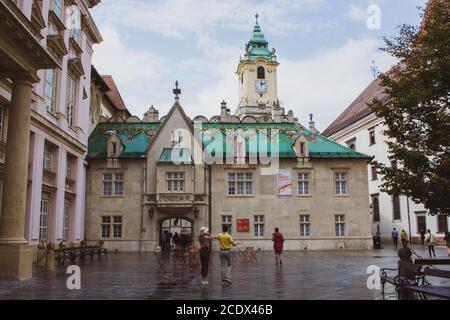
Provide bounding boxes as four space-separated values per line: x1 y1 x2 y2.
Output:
0 105 4 142
114 173 124 196
254 215 264 237
66 156 73 179
416 214 426 234
101 216 111 238
39 199 49 241
335 215 345 237
300 215 310 237
371 165 378 181
227 172 253 195
43 144 53 171
113 216 123 238
66 75 76 128
63 202 70 241
369 128 376 145
222 215 232 234
51 0 64 20
298 173 310 195
102 173 112 196
392 195 401 220
438 215 448 233
166 172 185 192
102 173 123 196
44 69 57 113
335 172 347 195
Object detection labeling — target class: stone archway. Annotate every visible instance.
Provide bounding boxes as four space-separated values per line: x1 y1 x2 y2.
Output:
159 217 193 251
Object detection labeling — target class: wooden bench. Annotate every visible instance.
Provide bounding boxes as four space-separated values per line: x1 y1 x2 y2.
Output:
55 241 107 266
403 267 450 300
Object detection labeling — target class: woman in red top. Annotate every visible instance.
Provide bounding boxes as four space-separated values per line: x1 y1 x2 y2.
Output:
272 228 285 265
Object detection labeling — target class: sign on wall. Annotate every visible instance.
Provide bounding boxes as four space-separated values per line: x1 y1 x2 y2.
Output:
277 169 292 196
236 219 250 232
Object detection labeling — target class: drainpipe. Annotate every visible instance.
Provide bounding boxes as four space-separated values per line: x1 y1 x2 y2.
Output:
208 164 212 232
139 165 147 253
406 196 412 245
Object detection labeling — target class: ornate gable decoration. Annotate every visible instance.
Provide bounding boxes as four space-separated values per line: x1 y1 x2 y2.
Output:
46 33 68 60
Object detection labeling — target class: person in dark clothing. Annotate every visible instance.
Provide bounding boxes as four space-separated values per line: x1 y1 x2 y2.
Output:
391 228 399 249
419 230 426 245
199 227 215 285
173 232 181 249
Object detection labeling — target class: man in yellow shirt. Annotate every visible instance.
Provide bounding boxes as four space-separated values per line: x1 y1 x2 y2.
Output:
216 225 238 285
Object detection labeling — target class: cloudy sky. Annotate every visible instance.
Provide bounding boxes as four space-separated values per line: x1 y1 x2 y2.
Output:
91 0 425 131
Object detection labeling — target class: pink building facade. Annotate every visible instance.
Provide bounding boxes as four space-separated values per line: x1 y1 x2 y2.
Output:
0 0 102 253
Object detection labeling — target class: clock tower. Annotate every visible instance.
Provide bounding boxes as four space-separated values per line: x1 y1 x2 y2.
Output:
235 14 280 118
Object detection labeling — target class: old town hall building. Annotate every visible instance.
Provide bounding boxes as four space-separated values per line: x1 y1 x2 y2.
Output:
85 16 373 252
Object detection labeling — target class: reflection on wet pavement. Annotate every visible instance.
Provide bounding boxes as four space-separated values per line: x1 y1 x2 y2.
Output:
0 246 448 300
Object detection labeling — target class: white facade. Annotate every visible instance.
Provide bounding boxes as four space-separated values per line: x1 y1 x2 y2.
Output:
327 112 449 244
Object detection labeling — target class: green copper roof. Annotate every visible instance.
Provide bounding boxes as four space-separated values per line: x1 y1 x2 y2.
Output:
88 122 370 160
244 14 273 62
88 123 160 159
158 148 193 164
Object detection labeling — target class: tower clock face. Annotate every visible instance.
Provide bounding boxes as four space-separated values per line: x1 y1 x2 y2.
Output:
255 80 268 94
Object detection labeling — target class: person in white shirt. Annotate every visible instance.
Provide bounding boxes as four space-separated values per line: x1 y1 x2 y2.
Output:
425 229 436 258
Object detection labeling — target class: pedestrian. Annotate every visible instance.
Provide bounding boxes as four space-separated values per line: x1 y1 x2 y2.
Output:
425 229 436 258
272 227 285 266
391 228 399 249
444 231 450 257
419 230 426 245
216 225 239 285
173 232 181 249
199 227 215 285
161 231 167 251
166 232 172 251
400 229 408 248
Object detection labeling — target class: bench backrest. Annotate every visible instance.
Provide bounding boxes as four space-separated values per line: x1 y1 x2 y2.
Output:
424 267 450 279
415 259 450 266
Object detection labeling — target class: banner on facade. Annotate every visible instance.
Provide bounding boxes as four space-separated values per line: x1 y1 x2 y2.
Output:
236 219 250 232
277 169 292 196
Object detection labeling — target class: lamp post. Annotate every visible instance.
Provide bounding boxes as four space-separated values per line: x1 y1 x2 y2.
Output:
148 207 155 219
193 207 199 218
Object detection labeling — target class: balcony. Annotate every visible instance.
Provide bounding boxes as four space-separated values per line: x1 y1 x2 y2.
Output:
146 193 196 213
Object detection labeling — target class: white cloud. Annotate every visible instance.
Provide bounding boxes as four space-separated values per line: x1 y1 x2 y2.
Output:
92 24 169 115
348 4 368 21
278 38 396 131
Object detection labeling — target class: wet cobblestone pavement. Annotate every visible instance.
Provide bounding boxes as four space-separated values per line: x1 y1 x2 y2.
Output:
0 246 449 300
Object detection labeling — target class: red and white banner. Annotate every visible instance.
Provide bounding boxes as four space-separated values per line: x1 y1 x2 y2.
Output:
277 169 292 196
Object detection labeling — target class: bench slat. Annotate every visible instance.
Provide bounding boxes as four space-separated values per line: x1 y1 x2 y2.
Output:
404 285 450 299
424 268 450 279
415 259 450 266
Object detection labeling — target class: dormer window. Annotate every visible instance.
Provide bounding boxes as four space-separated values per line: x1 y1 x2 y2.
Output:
257 66 265 79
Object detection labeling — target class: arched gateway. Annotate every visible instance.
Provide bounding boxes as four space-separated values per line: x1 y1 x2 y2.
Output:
159 217 193 250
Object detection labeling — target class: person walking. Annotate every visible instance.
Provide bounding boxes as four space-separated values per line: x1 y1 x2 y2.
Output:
199 227 215 285
161 231 167 251
400 230 409 248
173 232 181 249
391 228 399 249
444 231 450 257
272 228 285 266
425 229 436 258
216 225 238 285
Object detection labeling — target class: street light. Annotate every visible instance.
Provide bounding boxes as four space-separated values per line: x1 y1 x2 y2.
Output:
194 207 199 218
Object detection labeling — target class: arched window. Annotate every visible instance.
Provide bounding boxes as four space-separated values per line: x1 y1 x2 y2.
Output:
257 66 265 79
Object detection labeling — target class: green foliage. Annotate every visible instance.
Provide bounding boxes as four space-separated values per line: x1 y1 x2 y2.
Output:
370 1 450 216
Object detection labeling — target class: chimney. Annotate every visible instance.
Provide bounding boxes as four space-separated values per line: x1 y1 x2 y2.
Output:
220 100 227 116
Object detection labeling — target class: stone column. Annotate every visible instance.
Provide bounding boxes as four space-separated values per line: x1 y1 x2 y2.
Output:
0 77 34 281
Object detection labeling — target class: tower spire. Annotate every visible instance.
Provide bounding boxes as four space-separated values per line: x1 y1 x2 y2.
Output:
255 12 259 25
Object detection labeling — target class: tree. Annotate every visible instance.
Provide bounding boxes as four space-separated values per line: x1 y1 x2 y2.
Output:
370 0 450 216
